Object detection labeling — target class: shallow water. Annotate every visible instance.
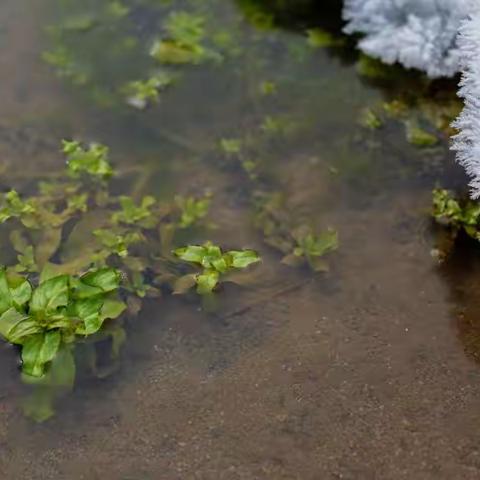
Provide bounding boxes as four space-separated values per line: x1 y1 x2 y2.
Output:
1 1 480 479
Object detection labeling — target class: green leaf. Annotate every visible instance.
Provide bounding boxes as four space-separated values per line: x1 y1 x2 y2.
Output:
35 228 63 268
30 275 69 315
174 245 206 264
22 387 56 423
71 297 104 335
196 270 219 294
74 297 103 319
22 342 75 388
112 195 156 226
405 121 438 148
175 195 210 228
10 230 29 254
93 229 143 257
307 229 339 257
64 141 113 180
9 319 42 344
21 343 76 422
281 253 305 268
77 268 121 297
10 279 32 309
100 298 126 321
172 274 197 294
21 331 61 377
228 250 261 269
0 269 13 314
110 326 126 359
0 307 30 343
306 28 345 48
15 246 37 273
0 190 36 224
0 271 32 310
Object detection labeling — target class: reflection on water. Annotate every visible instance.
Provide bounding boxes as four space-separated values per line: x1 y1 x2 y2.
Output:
1 0 480 478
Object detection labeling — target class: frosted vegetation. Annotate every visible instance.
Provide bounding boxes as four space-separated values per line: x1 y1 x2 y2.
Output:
343 0 472 78
343 0 480 198
452 10 480 198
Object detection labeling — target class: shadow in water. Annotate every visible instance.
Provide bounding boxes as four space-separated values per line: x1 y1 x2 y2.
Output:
437 233 480 364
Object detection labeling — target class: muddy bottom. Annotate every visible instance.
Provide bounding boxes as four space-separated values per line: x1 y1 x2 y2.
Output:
1 180 480 480
1 0 479 478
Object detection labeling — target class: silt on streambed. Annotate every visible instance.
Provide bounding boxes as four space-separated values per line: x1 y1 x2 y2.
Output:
0 1 480 479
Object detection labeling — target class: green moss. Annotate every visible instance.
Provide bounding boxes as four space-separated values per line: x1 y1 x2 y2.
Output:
405 121 438 148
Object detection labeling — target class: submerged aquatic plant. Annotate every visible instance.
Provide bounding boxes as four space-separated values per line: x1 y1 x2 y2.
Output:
254 193 338 272
281 226 338 272
43 0 238 109
0 266 125 422
0 138 265 421
173 242 260 294
0 268 125 378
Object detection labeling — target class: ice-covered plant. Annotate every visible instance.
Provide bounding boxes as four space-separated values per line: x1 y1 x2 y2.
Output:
452 9 480 198
343 0 473 78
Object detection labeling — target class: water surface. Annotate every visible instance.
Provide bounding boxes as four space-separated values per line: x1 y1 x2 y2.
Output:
1 1 480 479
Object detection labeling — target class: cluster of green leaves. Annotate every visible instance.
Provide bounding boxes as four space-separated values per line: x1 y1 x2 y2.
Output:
0 267 125 422
43 0 240 109
150 11 222 65
306 28 345 49
358 98 444 148
0 268 124 378
173 242 260 294
432 188 480 240
63 139 113 179
254 193 338 272
216 102 339 274
174 194 211 228
123 72 175 109
0 138 264 420
431 188 480 262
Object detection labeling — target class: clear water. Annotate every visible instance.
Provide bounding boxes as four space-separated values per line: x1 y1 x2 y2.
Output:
1 1 479 479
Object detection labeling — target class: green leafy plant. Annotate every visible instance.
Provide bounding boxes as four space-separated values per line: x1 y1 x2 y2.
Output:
405 120 438 148
150 11 221 65
431 188 480 261
281 226 338 272
359 108 382 130
0 267 125 377
306 28 345 48
254 192 338 272
174 194 211 228
63 140 114 180
0 137 271 420
123 72 175 109
43 1 237 109
432 188 480 237
173 242 260 294
0 266 125 422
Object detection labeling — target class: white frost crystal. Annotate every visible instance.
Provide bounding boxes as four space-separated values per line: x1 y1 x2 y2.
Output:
343 0 473 78
453 9 480 198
